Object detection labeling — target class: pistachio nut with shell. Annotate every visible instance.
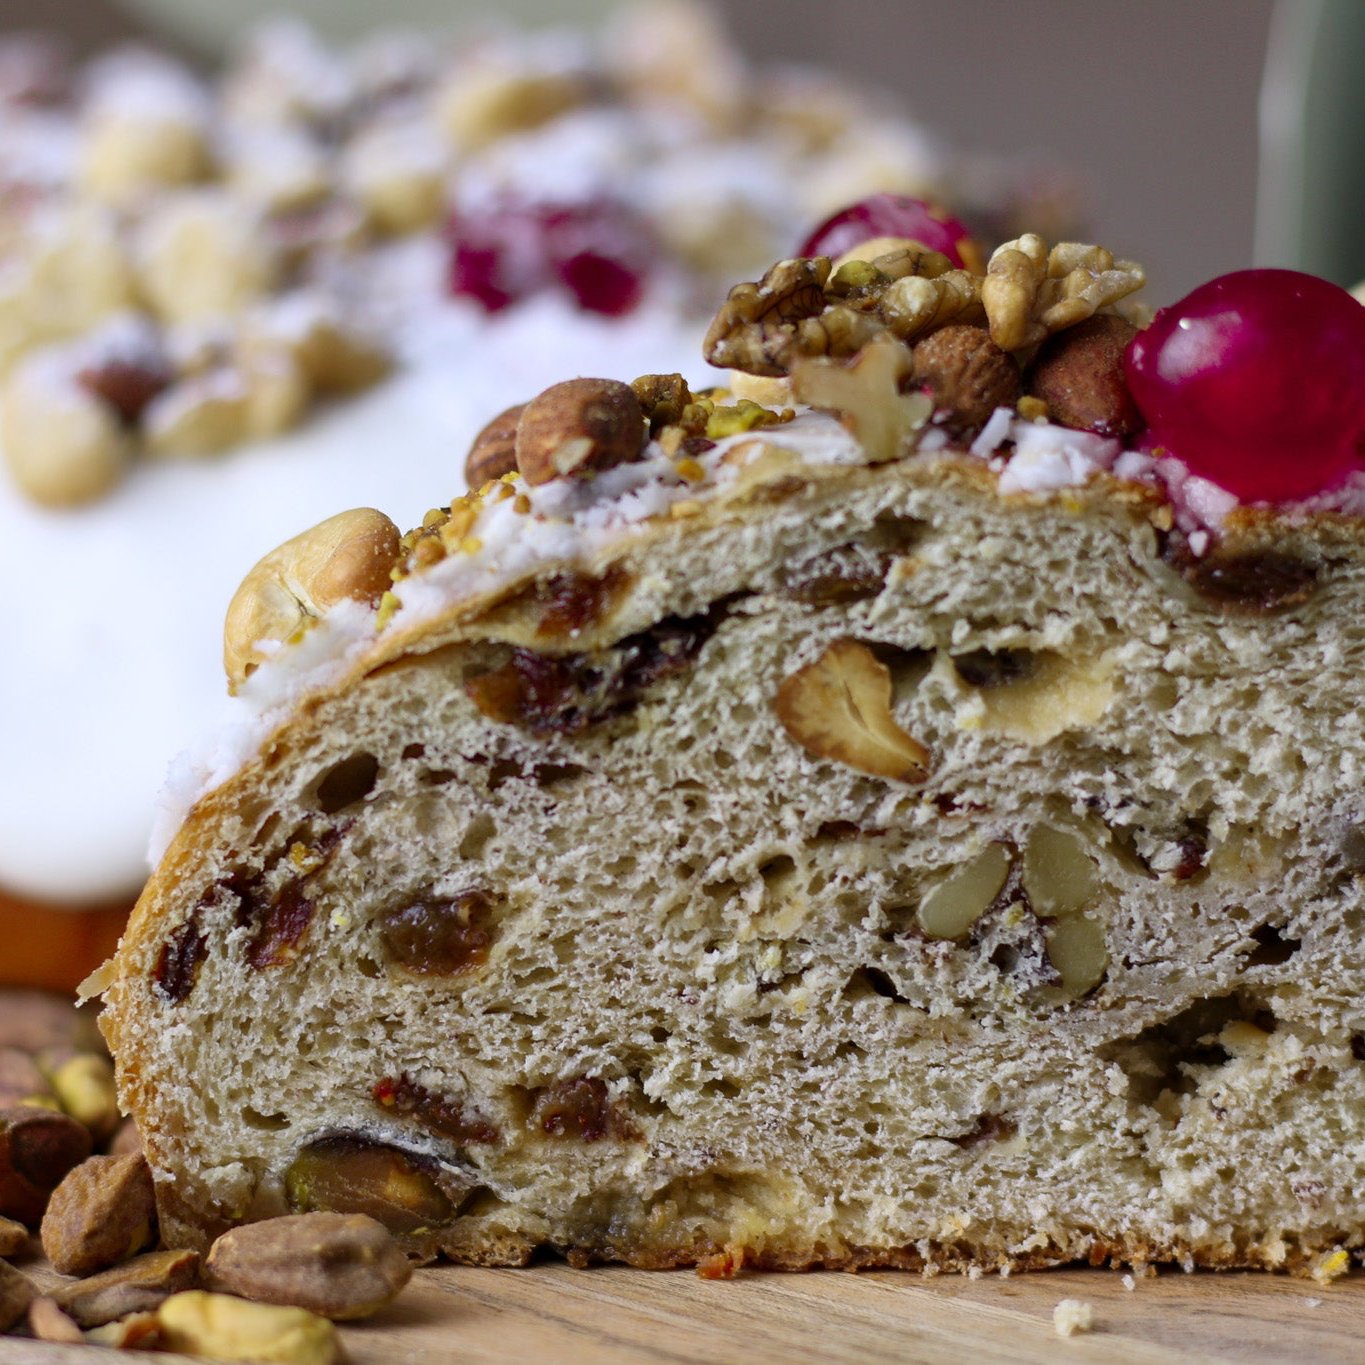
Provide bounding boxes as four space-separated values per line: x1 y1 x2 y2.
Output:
224 508 401 693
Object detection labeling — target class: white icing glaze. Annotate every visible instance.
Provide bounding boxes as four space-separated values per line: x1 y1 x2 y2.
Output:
0 286 712 902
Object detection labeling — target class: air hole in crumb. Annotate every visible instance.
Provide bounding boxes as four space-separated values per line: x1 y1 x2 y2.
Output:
421 768 457 786
843 966 910 1004
401 743 426 761
355 955 383 979
1100 994 1275 1107
758 854 796 887
1351 1035 1365 1062
314 753 380 813
649 1026 671 1044
1243 923 1301 967
700 1077 743 1099
242 1106 291 1131
989 944 1020 974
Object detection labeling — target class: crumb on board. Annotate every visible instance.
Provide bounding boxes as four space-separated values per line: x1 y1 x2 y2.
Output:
1121 1273 1135 1292
1053 1298 1094 1338
1311 1249 1351 1286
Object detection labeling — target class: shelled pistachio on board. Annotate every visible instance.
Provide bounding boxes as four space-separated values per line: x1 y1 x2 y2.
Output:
0 989 412 1357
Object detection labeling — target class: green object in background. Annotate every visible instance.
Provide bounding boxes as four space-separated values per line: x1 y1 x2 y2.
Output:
116 0 618 53
1257 0 1365 287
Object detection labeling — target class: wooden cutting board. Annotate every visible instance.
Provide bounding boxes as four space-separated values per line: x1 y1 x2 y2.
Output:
7 1262 1364 1363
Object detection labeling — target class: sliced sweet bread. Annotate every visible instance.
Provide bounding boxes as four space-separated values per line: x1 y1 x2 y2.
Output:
95 240 1365 1276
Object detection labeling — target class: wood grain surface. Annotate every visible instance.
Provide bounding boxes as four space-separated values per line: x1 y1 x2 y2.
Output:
5 1262 1362 1364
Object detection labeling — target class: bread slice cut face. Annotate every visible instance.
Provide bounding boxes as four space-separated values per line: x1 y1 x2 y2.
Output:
96 404 1365 1276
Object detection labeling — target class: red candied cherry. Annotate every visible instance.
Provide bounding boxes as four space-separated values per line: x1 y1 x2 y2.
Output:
798 192 980 270
1125 269 1365 502
448 196 653 318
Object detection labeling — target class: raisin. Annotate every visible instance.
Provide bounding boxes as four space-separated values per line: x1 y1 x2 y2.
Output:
1164 537 1319 615
152 913 207 1004
372 1074 498 1145
783 545 890 605
76 359 172 426
952 649 1036 688
379 892 496 976
531 1077 633 1142
534 567 629 639
466 608 722 734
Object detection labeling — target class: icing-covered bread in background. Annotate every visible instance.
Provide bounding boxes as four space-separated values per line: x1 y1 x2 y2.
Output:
2 3 1044 944
96 236 1365 1275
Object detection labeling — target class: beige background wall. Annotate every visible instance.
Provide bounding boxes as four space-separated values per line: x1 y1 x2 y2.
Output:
1 0 1278 302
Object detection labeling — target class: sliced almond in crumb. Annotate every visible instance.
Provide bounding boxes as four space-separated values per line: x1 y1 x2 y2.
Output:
1022 824 1099 918
918 843 1012 939
1046 914 1108 998
775 639 930 782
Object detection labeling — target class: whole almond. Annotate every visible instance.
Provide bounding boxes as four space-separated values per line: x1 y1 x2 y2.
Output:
910 324 1020 435
1025 313 1143 438
465 403 525 487
41 1153 157 1275
0 1106 92 1226
515 378 645 486
207 1212 412 1321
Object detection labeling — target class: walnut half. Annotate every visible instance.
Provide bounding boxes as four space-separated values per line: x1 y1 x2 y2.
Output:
774 639 931 782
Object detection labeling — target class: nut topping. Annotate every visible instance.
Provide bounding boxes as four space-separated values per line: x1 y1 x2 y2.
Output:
464 402 525 486
0 1106 92 1226
1025 314 1142 437
224 507 402 692
515 378 646 485
791 334 931 464
911 324 1021 434
774 638 931 782
982 234 1144 353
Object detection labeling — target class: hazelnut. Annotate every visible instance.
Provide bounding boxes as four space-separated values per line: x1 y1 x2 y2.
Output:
911 324 1021 435
465 403 525 487
1025 314 1142 438
774 638 931 782
515 378 646 486
224 507 401 692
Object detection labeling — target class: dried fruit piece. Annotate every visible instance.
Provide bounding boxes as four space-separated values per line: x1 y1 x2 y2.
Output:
1176 547 1319 616
1022 825 1100 919
917 844 1012 939
952 649 1037 689
774 639 931 782
799 194 980 272
531 1077 635 1142
1046 914 1109 998
911 323 1020 434
1126 269 1365 501
52 1247 201 1328
464 403 525 486
41 1153 157 1275
372 1073 498 1144
514 377 646 485
158 1290 339 1365
284 1136 455 1237
379 892 497 976
207 1213 411 1321
0 1106 92 1226
1025 314 1141 438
